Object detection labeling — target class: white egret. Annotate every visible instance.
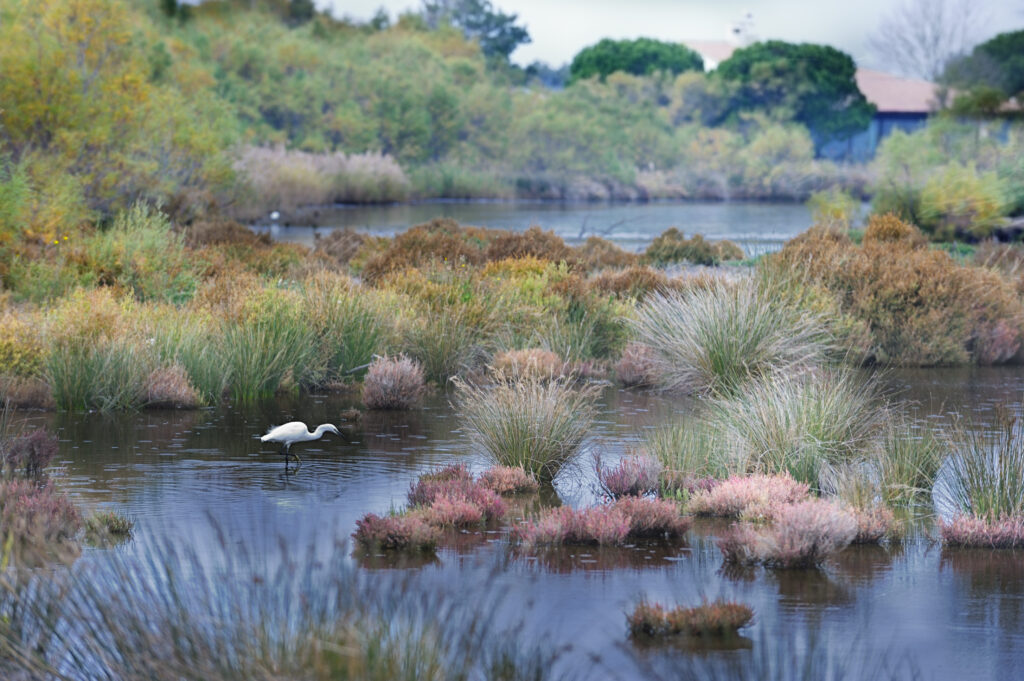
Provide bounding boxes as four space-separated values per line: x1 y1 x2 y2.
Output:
260 422 342 467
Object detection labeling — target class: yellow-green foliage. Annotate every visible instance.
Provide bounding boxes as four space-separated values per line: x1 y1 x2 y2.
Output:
0 313 45 377
918 164 1007 241
0 0 236 228
774 216 1024 366
807 188 859 229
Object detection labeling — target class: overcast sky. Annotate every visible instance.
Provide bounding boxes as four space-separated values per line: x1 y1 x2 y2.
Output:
323 0 1024 69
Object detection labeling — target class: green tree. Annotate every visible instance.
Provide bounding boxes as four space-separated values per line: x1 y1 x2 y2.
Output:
715 41 874 141
944 29 1024 100
568 38 703 83
421 0 530 60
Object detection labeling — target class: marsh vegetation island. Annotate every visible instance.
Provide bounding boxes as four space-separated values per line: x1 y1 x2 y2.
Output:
2 0 1024 679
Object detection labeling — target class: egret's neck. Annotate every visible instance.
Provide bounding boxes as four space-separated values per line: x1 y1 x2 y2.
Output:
312 424 335 439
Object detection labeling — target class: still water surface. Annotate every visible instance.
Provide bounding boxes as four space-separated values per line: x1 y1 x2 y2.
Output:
25 368 1024 679
251 200 817 256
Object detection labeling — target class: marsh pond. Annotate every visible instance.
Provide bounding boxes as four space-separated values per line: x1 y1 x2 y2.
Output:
21 367 1024 681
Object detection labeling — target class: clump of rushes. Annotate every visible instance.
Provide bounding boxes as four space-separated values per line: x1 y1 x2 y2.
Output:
628 600 753 638
630 278 829 396
941 411 1024 522
352 513 441 552
596 454 662 499
84 510 134 542
478 466 540 495
717 499 857 569
687 474 810 520
644 420 731 482
939 515 1024 548
362 355 426 410
710 369 885 490
877 418 944 506
302 272 388 382
455 373 600 483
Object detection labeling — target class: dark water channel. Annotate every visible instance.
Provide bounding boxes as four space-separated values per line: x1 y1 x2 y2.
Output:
251 200 817 256
24 368 1024 680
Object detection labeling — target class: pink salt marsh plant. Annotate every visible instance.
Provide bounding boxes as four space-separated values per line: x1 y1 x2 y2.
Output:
596 453 662 499
362 355 425 410
850 504 899 544
613 496 691 539
352 512 440 551
478 466 540 495
687 473 810 520
627 600 754 638
513 505 631 547
717 499 858 568
939 515 1024 549
407 469 506 523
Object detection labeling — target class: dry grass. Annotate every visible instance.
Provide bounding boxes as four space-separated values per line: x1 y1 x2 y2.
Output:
362 355 425 410
614 342 657 388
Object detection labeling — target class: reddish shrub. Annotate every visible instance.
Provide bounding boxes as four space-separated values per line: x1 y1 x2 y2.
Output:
361 218 492 284
574 236 640 270
485 226 575 265
352 512 440 551
3 428 58 481
0 478 82 560
588 266 676 300
362 355 425 410
407 475 506 522
613 496 690 538
144 365 202 409
939 515 1024 549
659 471 719 498
478 466 539 495
597 454 662 498
421 497 485 527
491 349 566 380
850 504 898 544
314 228 368 266
628 600 754 638
687 474 810 519
513 505 631 547
717 499 857 568
614 342 657 388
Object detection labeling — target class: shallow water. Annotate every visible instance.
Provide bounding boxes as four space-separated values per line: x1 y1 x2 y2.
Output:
250 199 816 256
24 368 1024 680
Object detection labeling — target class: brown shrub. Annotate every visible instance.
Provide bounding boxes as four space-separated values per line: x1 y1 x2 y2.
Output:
644 228 744 266
144 365 202 409
185 219 271 248
0 377 54 410
313 228 369 268
574 236 639 270
362 355 426 410
614 342 657 388
361 218 492 284
490 348 565 380
974 240 1024 297
588 266 677 300
485 226 576 265
862 213 928 249
775 217 1024 366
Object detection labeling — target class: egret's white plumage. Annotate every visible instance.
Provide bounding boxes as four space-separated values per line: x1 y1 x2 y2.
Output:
261 421 341 466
